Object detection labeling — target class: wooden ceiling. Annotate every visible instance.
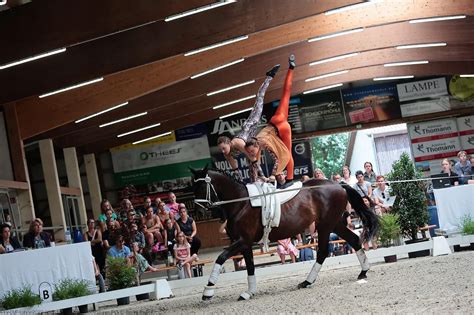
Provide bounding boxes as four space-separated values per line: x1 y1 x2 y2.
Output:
2 0 474 154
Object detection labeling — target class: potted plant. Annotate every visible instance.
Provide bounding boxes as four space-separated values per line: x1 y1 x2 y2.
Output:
53 278 92 314
106 257 136 306
1 286 41 310
459 215 474 251
387 153 430 258
378 213 401 263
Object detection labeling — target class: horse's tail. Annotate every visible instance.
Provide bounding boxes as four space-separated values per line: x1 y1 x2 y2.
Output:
341 184 379 242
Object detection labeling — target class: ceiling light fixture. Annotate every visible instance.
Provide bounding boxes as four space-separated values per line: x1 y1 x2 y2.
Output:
99 112 148 128
207 80 255 96
460 74 474 78
384 60 429 67
185 35 249 56
396 42 447 49
39 77 104 98
305 70 349 82
165 0 236 22
308 28 364 42
75 102 129 123
117 123 161 138
213 95 255 109
303 83 343 95
190 58 245 79
409 15 466 24
133 131 172 145
219 107 253 119
373 75 414 81
0 48 66 70
309 53 359 66
324 0 381 15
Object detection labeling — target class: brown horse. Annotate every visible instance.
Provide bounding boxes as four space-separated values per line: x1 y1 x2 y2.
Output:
191 166 379 301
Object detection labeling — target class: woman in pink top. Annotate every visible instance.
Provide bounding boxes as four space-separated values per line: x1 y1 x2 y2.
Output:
174 232 198 278
166 192 179 219
277 238 298 264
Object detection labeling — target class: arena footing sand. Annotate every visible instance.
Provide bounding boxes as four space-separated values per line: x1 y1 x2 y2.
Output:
93 251 474 314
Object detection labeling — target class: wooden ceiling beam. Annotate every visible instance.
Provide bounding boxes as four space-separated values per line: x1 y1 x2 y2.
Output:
15 0 474 140
65 60 474 152
0 0 215 65
0 0 359 104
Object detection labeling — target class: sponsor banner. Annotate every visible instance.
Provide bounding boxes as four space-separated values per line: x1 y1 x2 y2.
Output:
297 91 346 133
411 137 461 162
292 141 313 178
114 158 211 187
397 77 448 102
111 136 211 173
457 115 474 154
400 97 450 117
408 118 458 140
342 83 401 125
175 123 208 141
110 131 176 152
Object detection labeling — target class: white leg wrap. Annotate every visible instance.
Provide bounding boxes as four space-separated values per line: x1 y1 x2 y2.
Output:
306 262 322 284
208 263 223 285
203 285 215 298
356 249 370 271
248 275 257 294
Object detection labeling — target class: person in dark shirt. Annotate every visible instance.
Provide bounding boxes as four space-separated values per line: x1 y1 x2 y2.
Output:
441 158 459 186
176 205 201 255
23 218 51 249
0 224 22 253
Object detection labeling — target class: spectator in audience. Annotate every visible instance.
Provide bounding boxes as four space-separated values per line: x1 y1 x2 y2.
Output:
363 161 377 185
313 168 326 179
166 192 180 220
136 196 152 216
98 199 117 222
332 173 342 183
372 175 393 214
174 232 199 278
102 219 119 250
129 222 146 250
23 218 51 249
144 206 164 247
107 234 131 259
83 219 105 273
353 170 373 198
157 202 170 226
119 199 134 222
176 204 201 255
164 218 178 254
328 233 341 257
441 158 459 186
276 238 298 263
341 165 357 185
342 211 356 254
153 197 163 214
361 196 378 250
0 223 22 254
470 155 474 176
130 242 158 280
454 151 472 185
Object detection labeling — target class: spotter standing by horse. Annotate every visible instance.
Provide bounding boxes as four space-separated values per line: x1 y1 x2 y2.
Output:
191 166 379 301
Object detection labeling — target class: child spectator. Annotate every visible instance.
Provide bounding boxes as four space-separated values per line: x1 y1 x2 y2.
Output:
276 238 298 264
157 202 170 226
130 242 158 282
166 192 180 220
174 232 199 278
164 219 177 254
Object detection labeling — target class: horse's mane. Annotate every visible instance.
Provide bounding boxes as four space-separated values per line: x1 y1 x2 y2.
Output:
208 168 246 186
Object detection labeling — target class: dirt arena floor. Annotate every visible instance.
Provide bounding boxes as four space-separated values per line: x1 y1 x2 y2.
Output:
95 251 474 314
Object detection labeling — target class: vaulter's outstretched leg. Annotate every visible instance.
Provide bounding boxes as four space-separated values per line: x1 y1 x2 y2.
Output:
203 239 245 300
238 245 256 301
270 55 295 181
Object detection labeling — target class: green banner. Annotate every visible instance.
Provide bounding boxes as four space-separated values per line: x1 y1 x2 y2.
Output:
114 158 211 186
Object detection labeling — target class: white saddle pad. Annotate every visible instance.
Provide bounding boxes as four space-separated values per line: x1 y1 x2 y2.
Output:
246 181 302 207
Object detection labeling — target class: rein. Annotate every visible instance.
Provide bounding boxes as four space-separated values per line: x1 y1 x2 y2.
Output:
193 175 221 209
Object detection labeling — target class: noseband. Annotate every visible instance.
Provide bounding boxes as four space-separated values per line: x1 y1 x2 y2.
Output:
193 175 220 209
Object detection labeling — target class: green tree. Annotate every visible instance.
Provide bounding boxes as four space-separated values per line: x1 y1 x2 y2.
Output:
386 152 428 240
310 133 349 178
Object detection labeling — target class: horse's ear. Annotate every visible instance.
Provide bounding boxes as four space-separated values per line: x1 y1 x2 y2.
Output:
188 167 196 175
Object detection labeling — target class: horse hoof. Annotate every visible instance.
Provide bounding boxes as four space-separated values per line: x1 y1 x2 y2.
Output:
357 270 368 280
297 280 312 289
238 292 252 301
238 296 245 301
202 295 213 301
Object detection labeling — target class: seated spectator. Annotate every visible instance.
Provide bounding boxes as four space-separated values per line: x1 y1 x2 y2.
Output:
98 199 117 222
144 206 164 247
361 196 378 250
328 233 341 257
102 219 119 250
174 232 198 278
276 238 298 263
341 165 357 185
23 218 51 249
353 170 373 198
440 158 459 186
153 197 162 214
107 234 131 259
313 168 326 179
129 222 145 250
83 219 105 273
135 196 152 216
363 161 377 185
119 199 134 222
454 151 472 185
176 205 201 255
164 218 178 254
0 223 22 254
130 242 158 281
157 202 170 226
372 175 393 214
342 211 356 254
166 192 180 220
332 173 342 183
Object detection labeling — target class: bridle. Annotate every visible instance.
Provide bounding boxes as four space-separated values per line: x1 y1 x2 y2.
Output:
193 174 220 209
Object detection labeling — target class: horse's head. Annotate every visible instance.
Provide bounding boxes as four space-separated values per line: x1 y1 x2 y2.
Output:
190 165 220 210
